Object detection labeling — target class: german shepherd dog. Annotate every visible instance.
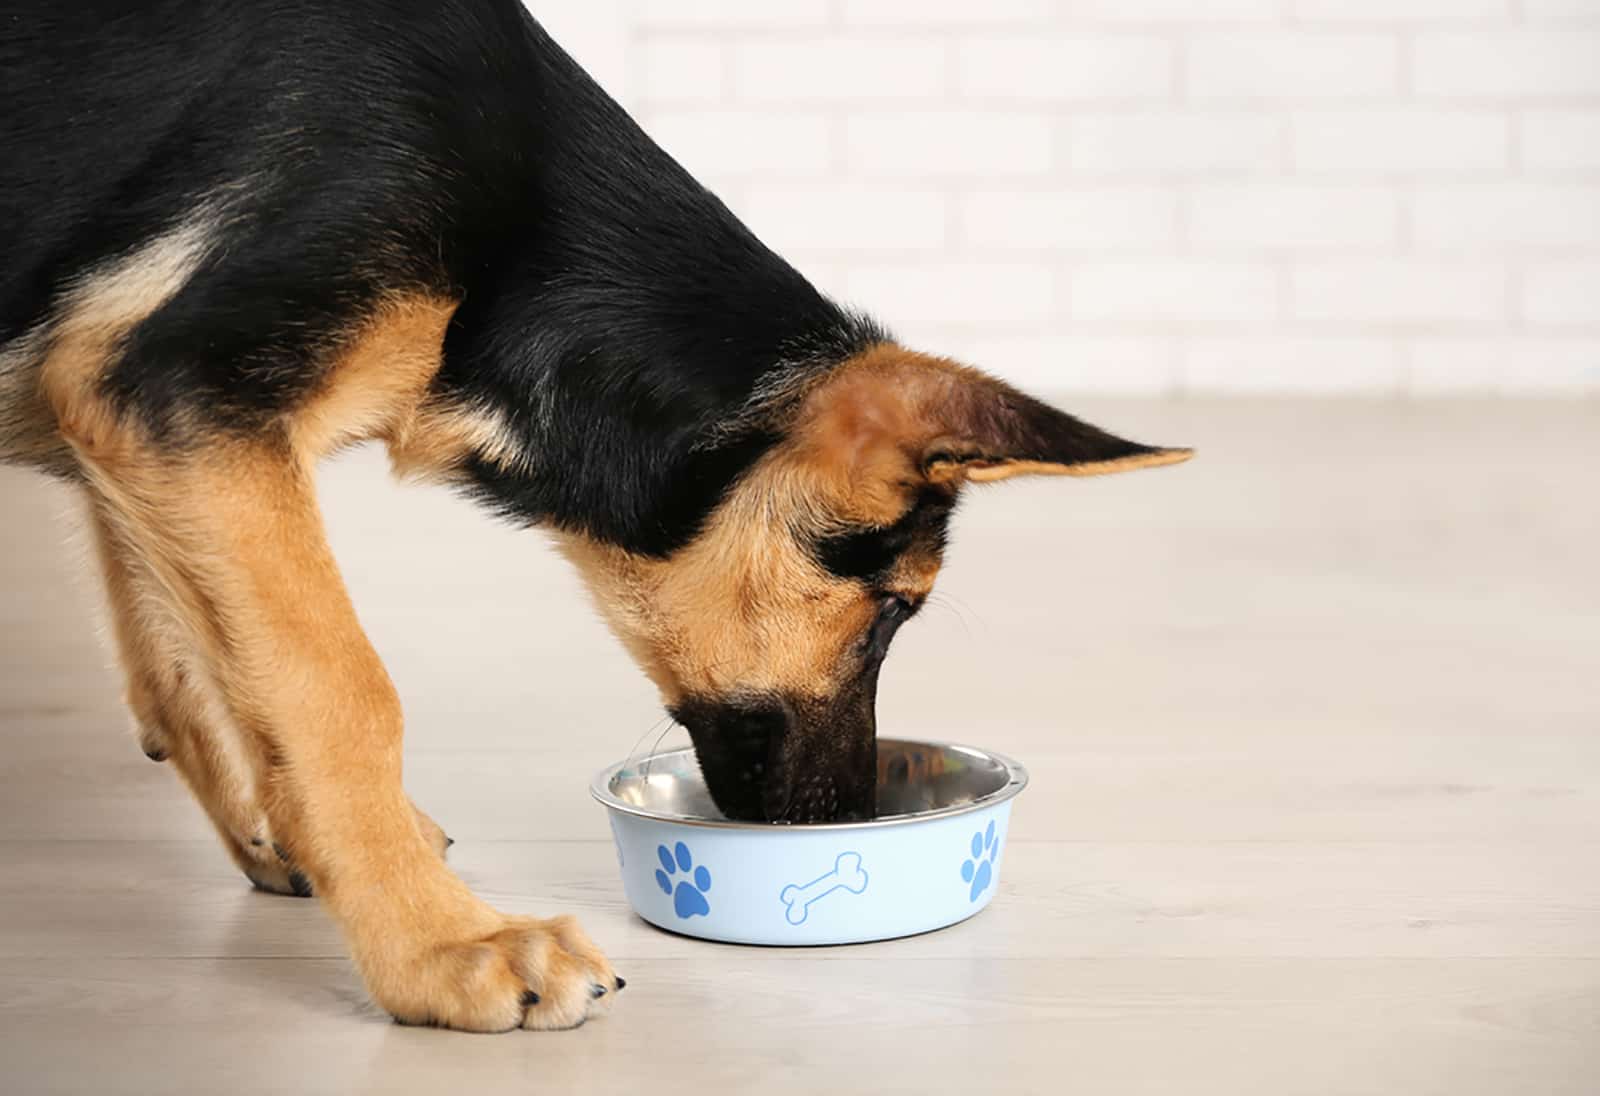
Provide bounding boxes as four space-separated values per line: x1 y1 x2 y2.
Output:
1 1 1189 1031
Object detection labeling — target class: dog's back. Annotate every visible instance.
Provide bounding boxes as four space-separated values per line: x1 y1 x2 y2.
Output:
0 0 548 470
1 0 859 515
3 4 222 326
2 0 875 568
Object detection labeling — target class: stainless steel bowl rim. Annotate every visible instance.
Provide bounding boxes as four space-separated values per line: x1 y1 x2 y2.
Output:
589 738 1029 831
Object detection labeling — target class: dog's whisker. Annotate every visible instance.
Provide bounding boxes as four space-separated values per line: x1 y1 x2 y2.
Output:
926 593 973 643
625 714 672 769
924 593 966 633
929 591 986 642
641 718 685 781
647 718 681 757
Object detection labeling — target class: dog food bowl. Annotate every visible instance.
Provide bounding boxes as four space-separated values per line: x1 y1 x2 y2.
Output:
590 739 1027 945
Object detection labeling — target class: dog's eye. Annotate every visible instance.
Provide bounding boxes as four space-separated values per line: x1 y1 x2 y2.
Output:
881 594 916 623
865 595 917 661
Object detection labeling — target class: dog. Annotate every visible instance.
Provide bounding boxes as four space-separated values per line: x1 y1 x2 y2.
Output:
0 0 1190 1032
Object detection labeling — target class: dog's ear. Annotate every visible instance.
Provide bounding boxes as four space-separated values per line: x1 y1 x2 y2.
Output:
791 347 1191 511
917 367 1193 486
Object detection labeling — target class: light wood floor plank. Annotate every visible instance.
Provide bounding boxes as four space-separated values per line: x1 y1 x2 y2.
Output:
1 958 1595 1096
2 839 1597 962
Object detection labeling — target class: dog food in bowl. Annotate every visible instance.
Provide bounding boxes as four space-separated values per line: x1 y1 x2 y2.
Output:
590 739 1027 945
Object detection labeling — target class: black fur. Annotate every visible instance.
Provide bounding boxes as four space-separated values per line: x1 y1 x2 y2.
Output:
814 488 957 587
672 686 879 824
673 595 918 822
0 0 883 555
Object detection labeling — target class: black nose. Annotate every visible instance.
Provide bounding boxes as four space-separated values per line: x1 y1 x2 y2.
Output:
675 692 878 824
766 743 878 823
770 779 870 824
674 695 785 822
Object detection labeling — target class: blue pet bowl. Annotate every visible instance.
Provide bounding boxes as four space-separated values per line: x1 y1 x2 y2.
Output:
590 739 1027 946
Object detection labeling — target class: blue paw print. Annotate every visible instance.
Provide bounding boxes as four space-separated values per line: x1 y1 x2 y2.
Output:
960 820 998 903
655 841 712 919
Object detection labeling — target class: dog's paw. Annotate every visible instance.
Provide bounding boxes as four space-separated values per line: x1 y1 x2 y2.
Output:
132 717 170 763
379 915 623 1033
412 801 452 860
123 685 172 763
245 841 314 898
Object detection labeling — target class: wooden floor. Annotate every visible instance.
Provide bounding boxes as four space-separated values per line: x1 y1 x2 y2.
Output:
2 399 1596 1095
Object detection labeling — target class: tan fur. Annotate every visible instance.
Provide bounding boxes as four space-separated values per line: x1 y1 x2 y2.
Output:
290 295 459 458
789 343 1194 487
83 495 300 888
0 326 72 472
782 344 944 526
347 301 546 486
388 399 531 482
88 490 451 892
557 479 880 705
555 348 957 707
960 449 1193 482
561 343 1191 713
29 216 219 465
64 424 615 1031
39 268 615 1029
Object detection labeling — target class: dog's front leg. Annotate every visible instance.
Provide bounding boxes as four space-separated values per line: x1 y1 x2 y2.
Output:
84 490 453 896
83 492 316 895
64 417 619 1032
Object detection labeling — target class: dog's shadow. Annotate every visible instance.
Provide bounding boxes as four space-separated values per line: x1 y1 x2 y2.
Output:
211 885 615 1090
212 885 381 1026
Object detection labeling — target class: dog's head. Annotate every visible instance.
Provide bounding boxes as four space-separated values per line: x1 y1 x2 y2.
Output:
561 345 1189 822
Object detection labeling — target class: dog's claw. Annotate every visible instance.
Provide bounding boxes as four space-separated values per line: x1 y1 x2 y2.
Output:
520 990 540 1008
590 984 607 998
615 976 627 991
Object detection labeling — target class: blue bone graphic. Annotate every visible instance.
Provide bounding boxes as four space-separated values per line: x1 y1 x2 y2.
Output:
779 852 869 925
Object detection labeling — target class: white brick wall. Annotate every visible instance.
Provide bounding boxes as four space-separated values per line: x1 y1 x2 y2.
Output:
1293 0 1511 20
644 109 832 177
844 111 1055 178
1189 184 1398 249
959 37 1175 102
1523 262 1600 327
737 183 948 253
544 0 1600 394
961 188 1178 250
1290 109 1509 174
1290 262 1506 324
841 0 1056 25
732 39 946 102
1523 110 1600 171
1186 33 1399 101
1415 31 1600 97
1070 260 1278 323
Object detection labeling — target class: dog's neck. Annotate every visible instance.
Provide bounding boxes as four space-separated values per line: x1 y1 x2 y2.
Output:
423 255 878 558
399 24 883 558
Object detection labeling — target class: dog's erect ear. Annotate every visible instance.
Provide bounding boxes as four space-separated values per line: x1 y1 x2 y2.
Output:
790 347 1191 510
918 369 1193 485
